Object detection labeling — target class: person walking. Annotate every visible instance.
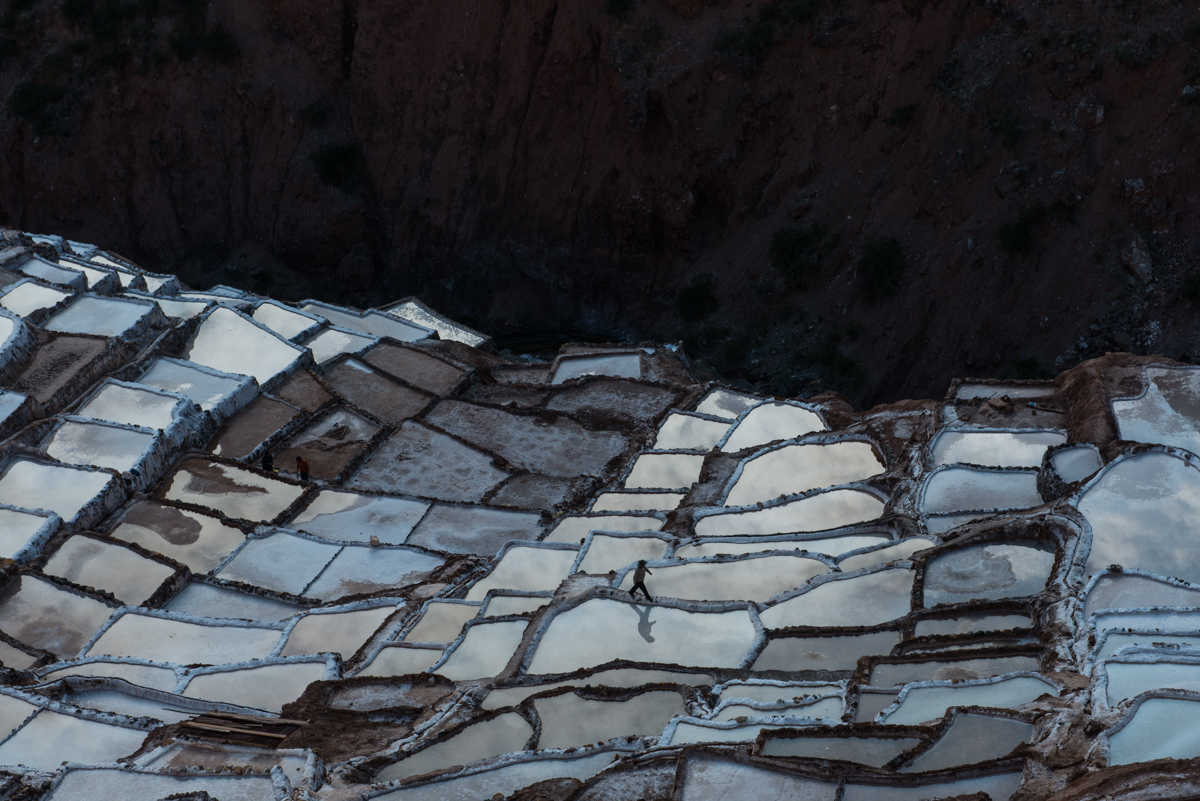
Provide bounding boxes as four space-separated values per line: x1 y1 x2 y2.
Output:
295 455 310 481
629 560 653 602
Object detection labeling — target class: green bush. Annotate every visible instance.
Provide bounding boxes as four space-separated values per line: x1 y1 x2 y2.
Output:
676 274 720 323
311 143 362 189
769 222 839 288
857 236 906 300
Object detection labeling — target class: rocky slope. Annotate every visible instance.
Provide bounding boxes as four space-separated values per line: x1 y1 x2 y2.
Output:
0 0 1198 404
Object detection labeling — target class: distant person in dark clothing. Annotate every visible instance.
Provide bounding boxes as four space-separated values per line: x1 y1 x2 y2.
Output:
262 451 274 472
295 456 310 481
629 560 653 602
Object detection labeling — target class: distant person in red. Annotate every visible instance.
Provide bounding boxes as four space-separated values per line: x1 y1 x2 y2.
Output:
295 456 310 481
629 560 653 602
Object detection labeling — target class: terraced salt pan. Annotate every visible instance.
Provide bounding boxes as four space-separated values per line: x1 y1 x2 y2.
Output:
1112 366 1200 456
76 382 184 430
407 504 543 557
43 536 175 605
1109 696 1200 765
694 388 761 421
668 720 790 746
871 655 1040 686
435 620 528 680
359 646 443 677
362 341 467 395
304 326 378 364
1084 573 1200 620
0 640 37 670
576 534 671 574
425 400 628 479
0 692 38 739
45 768 276 801
838 539 934 572
721 402 826 452
1079 452 1200 583
0 709 147 771
1097 633 1200 660
484 596 549 617
696 488 885 537
135 294 210 319
303 545 444 601
617 554 827 603
0 575 115 658
759 568 914 629
0 390 26 426
535 690 685 748
0 279 70 316
0 459 114 523
1051 445 1104 483
251 300 322 340
718 681 841 704
902 713 1033 772
762 734 919 766
322 358 432 426
141 743 307 785
552 353 641 384
184 306 305 386
206 395 302 459
924 513 987 535
183 661 328 712
384 298 488 347
922 543 1056 606
376 711 534 782
109 501 245 573
42 294 153 337
139 357 254 412
279 605 396 659
465 546 578 601
914 613 1032 638
374 753 617 801
681 755 836 801
841 773 1022 801
483 668 713 709
544 514 664 543
921 467 1042 514
1104 660 1200 706
300 301 432 342
654 413 730 450
87 613 281 664
0 507 55 561
348 421 508 502
404 601 481 644
674 534 892 560
165 582 301 622
527 599 757 674
61 689 193 724
880 675 1058 724
290 489 432 544
217 532 341 595
15 255 85 287
44 419 157 473
931 429 1066 467
276 406 380 480
713 696 842 721
592 492 685 512
163 459 304 523
725 441 884 507
40 660 178 691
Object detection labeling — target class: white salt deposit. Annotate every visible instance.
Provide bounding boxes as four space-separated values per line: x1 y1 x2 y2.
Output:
42 295 152 337
0 459 114 523
724 441 884 506
552 353 642 384
184 307 305 385
721 402 826 452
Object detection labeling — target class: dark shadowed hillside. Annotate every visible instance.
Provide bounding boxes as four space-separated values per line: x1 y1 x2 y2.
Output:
1 0 1198 404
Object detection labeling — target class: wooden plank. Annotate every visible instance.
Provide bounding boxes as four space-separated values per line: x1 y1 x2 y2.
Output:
205 711 309 726
183 721 288 739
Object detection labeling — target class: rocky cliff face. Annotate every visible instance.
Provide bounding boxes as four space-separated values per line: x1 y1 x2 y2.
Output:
1 0 1198 403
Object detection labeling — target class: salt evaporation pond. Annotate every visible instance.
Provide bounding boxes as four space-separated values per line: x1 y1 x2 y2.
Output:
360 646 442 677
163 459 305 523
0 574 116 658
303 546 444 600
901 713 1033 772
251 300 322 340
681 755 837 800
922 467 1042 514
1109 696 1200 765
304 326 377 364
544 514 664 542
404 601 481 644
385 299 488 347
527 599 757 674
217 532 341 595
721 402 826 452
45 768 277 801
761 733 920 765
932 429 1066 467
376 711 533 781
139 357 249 411
922 543 1056 605
0 710 148 772
880 676 1058 724
484 596 548 617
44 420 156 473
184 307 304 385
42 295 152 337
552 353 641 383
166 582 301 621
616 554 828 603
40 660 177 691
1112 366 1200 457
724 441 884 506
1078 451 1200 583
534 690 685 748
674 533 891 560
300 301 431 342
183 661 328 712
465 546 579 601
759 568 914 629
838 538 934 571
696 488 885 536
279 606 396 658
1051 445 1104 483
654 412 730 450
86 613 280 665
43 536 175 604
482 668 713 710
374 753 616 801
577 534 671 573
1104 661 1200 706
435 620 528 680
0 507 52 560
76 382 181 429
0 459 113 522
694 388 760 420
109 500 246 573
0 280 70 316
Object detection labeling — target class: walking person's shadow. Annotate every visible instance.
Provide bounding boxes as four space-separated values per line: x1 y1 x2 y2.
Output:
631 604 656 643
